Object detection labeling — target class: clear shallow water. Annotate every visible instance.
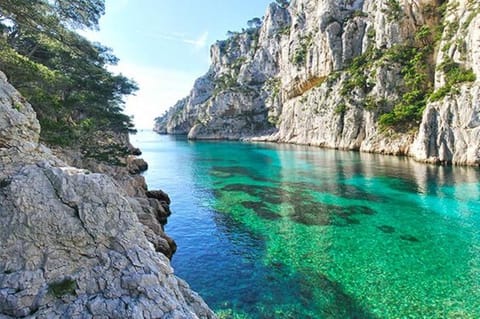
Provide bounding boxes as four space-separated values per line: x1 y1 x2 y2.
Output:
132 130 480 319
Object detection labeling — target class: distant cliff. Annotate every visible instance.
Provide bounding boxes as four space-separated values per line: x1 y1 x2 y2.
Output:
155 0 480 166
0 71 215 318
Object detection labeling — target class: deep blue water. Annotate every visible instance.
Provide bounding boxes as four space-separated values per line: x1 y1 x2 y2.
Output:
131 130 480 319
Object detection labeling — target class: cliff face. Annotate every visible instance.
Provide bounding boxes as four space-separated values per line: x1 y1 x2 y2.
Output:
411 0 480 165
155 0 480 165
0 72 215 318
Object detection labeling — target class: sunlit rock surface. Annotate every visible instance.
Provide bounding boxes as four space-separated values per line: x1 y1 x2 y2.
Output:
0 71 215 318
155 0 480 166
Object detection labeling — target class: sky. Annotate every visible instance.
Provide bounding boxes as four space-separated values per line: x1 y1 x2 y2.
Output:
83 0 273 129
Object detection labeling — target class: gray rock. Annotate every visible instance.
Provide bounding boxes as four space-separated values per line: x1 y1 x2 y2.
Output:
128 157 149 174
0 71 216 318
146 190 171 205
0 72 40 149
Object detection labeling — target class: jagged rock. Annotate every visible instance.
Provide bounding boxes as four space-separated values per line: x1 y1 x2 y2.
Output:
130 147 142 156
130 196 175 258
0 164 209 318
128 157 149 174
0 72 40 150
148 198 171 220
0 71 216 318
50 125 175 258
146 190 171 205
155 0 480 166
410 0 480 165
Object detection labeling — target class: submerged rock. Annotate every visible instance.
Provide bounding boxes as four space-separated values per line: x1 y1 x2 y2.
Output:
399 235 420 243
377 225 396 234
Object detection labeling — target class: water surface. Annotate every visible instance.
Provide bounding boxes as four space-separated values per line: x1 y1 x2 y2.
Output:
132 130 480 318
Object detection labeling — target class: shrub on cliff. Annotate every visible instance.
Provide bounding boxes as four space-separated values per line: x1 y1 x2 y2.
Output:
0 0 137 147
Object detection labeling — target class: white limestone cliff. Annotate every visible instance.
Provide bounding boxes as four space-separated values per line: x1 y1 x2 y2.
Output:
411 0 480 165
154 0 480 166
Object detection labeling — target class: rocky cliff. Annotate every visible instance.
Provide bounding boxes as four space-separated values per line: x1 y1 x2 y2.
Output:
155 0 480 166
0 71 215 318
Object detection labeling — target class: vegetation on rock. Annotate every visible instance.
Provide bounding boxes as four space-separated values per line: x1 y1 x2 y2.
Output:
0 0 137 149
378 44 433 130
48 278 77 297
429 56 476 102
292 33 314 67
382 0 403 22
155 0 480 164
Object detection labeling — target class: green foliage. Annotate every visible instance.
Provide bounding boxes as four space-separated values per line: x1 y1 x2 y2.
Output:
223 24 260 56
265 77 281 100
378 100 426 129
429 57 476 102
326 71 341 87
429 86 453 102
53 0 105 30
230 57 247 76
442 42 452 53
339 25 437 130
378 45 433 130
247 17 262 30
0 0 138 147
463 7 480 30
382 0 403 22
0 0 104 47
213 73 238 95
293 47 307 66
225 31 240 40
293 45 307 66
363 96 388 111
444 20 460 40
13 102 22 111
0 42 60 85
351 10 368 18
267 114 279 126
334 103 347 114
278 26 291 36
84 144 130 166
39 118 77 146
415 26 431 44
48 278 76 297
292 33 314 67
342 45 431 129
340 48 380 96
374 3 478 130
440 57 477 83
366 27 376 40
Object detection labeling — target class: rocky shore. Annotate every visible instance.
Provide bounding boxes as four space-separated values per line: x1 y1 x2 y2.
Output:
155 0 480 166
0 71 216 318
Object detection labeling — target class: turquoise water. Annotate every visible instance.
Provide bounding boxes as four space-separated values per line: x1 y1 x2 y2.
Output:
132 130 480 318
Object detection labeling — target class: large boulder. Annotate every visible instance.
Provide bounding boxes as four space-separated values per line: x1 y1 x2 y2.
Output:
0 71 216 318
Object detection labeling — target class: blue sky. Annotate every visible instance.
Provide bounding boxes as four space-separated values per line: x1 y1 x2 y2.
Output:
84 0 272 129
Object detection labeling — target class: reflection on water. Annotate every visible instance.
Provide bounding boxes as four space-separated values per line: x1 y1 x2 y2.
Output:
132 131 480 319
